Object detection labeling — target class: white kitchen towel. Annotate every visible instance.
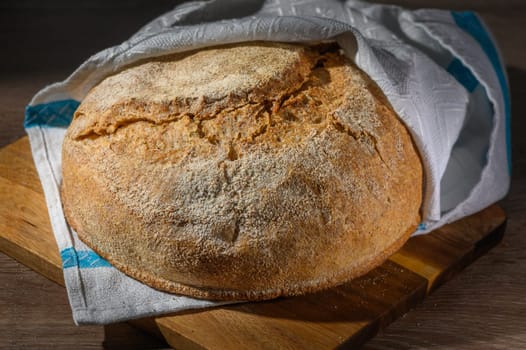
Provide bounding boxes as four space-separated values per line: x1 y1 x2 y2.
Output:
24 0 510 325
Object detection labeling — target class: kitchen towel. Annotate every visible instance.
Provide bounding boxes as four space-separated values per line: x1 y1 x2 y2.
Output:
24 0 510 324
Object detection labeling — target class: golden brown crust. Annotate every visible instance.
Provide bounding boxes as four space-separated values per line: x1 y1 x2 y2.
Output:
61 42 423 300
74 217 415 300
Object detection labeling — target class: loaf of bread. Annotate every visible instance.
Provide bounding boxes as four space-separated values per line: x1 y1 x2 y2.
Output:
61 42 422 300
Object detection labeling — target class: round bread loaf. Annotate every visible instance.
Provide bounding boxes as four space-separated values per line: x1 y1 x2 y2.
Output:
61 42 423 300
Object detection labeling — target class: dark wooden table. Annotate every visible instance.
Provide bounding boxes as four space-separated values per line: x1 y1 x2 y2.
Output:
1 1 525 349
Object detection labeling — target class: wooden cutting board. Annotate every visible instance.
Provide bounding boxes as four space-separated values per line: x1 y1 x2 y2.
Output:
0 137 507 349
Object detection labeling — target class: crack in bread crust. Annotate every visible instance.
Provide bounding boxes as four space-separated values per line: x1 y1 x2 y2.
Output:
71 45 334 150
70 44 393 165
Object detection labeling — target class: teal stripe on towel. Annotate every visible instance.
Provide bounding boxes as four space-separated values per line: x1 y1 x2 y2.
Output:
60 247 112 269
24 99 79 128
452 11 512 174
447 58 479 93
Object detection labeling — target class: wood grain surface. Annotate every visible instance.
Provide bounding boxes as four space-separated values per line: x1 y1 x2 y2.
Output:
1 1 525 349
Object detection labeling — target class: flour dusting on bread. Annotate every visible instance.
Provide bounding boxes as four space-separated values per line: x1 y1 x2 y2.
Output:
61 42 422 300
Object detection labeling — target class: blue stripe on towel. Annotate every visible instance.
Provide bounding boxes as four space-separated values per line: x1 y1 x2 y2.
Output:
24 99 79 128
452 11 512 174
447 58 479 93
60 247 112 269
